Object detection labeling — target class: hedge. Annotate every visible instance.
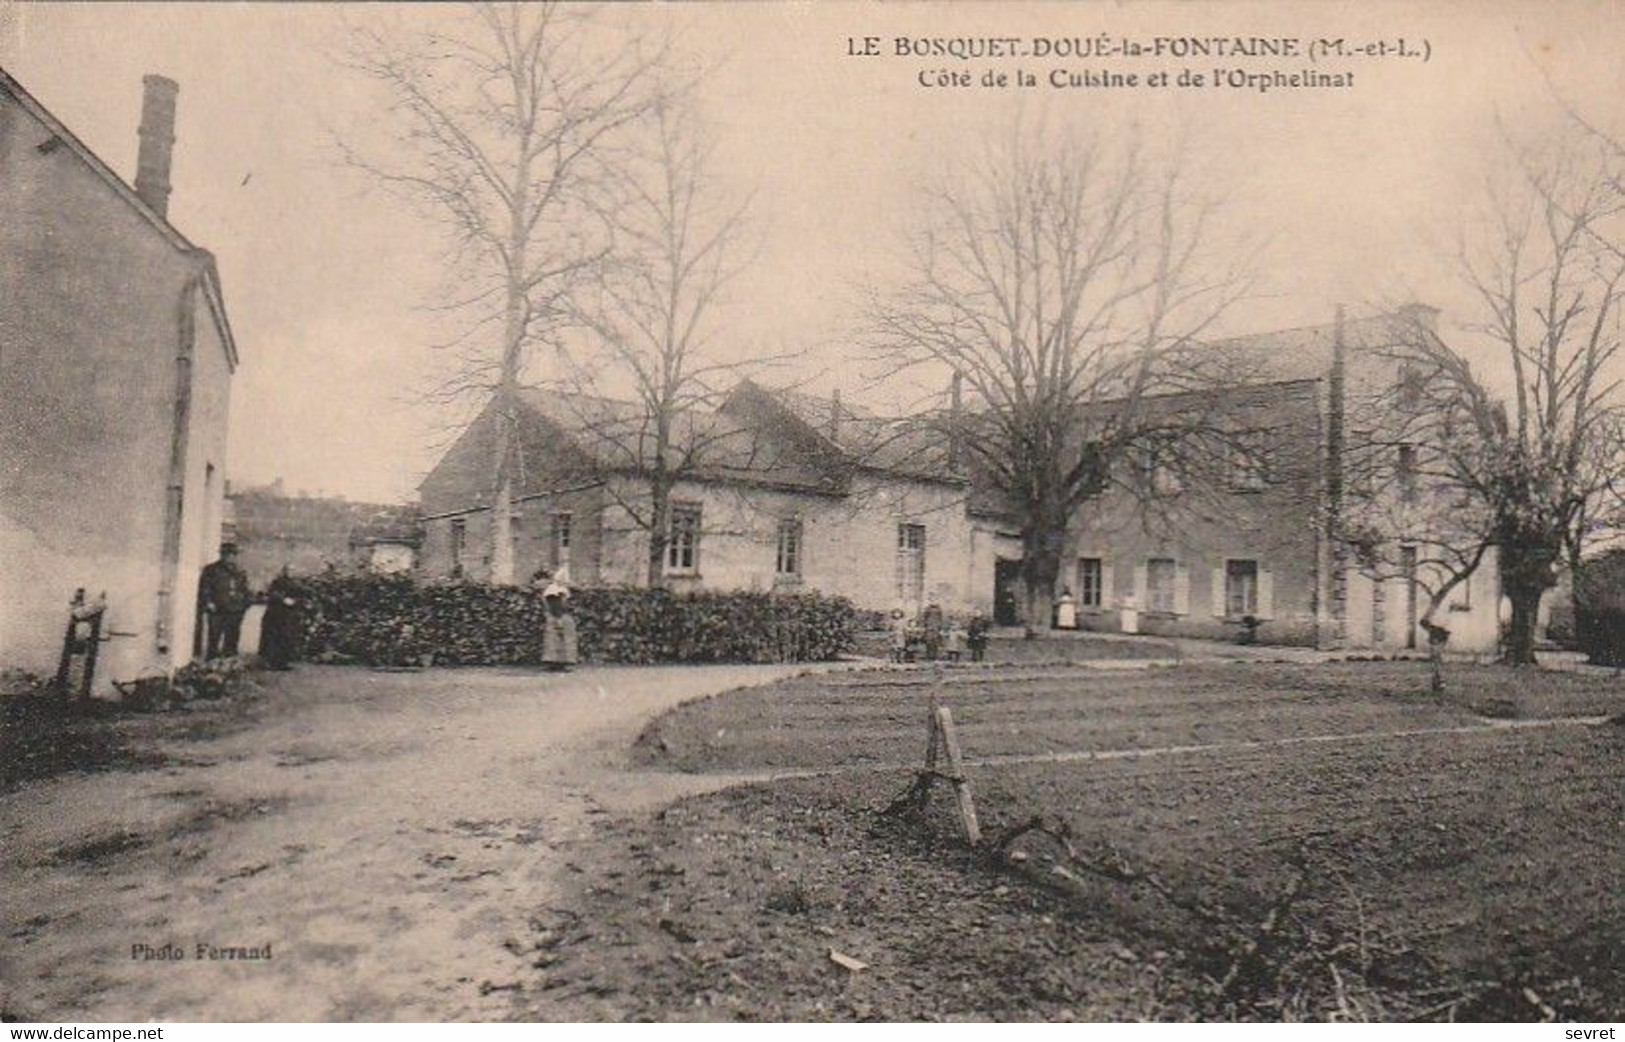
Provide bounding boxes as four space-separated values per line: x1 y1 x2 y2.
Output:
282 573 857 666
1575 549 1625 666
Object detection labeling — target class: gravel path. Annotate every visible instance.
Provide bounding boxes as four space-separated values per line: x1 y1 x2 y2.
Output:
0 663 823 1022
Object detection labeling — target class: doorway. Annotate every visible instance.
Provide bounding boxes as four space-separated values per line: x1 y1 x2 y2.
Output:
1401 545 1419 650
993 558 1023 627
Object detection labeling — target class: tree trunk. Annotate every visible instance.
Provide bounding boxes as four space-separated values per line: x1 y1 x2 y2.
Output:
1502 584 1542 666
1423 621 1450 694
646 479 671 589
487 385 517 585
1499 544 1556 667
490 476 514 585
489 281 525 585
491 126 532 586
1021 524 1064 641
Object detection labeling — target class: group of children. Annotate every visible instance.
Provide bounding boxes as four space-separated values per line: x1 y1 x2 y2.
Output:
889 604 991 663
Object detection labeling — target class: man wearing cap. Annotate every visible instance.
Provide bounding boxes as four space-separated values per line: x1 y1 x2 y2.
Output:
198 542 251 660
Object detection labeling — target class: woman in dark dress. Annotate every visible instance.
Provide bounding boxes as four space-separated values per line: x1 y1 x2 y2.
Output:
538 577 578 671
258 569 302 670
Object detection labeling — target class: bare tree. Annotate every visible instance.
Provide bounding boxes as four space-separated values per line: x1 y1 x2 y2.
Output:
865 121 1246 634
1348 126 1625 667
339 2 663 582
544 84 779 587
1340 384 1501 690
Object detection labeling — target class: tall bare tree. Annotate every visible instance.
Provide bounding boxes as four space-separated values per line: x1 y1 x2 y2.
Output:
1347 127 1625 666
340 3 662 582
1340 369 1503 689
547 84 773 587
866 122 1246 633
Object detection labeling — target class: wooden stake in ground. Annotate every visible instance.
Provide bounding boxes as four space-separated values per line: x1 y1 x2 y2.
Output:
924 704 981 846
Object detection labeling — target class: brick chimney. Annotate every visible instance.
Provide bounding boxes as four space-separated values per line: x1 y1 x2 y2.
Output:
828 388 842 443
1394 302 1440 335
134 74 179 218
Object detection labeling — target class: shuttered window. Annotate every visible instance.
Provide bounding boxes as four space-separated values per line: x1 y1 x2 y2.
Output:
896 523 926 605
1225 559 1259 617
550 512 572 571
776 519 803 577
1212 558 1275 619
667 503 702 574
1077 557 1104 608
1147 558 1177 613
449 518 467 579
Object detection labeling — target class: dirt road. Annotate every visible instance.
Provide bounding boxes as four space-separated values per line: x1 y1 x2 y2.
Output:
0 663 818 1022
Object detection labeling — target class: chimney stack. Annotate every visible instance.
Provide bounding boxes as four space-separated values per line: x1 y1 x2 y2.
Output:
1394 302 1440 335
828 388 842 443
135 74 179 218
948 370 964 471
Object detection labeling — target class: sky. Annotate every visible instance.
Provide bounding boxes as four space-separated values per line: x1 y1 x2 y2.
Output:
3 1 1622 503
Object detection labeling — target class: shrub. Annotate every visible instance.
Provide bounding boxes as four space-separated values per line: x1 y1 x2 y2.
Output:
282 573 857 667
1575 550 1625 666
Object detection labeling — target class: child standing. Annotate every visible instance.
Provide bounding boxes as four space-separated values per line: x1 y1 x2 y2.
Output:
889 608 911 663
966 611 990 663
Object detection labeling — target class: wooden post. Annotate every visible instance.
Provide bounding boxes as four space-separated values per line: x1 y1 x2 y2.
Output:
924 666 942 774
933 705 981 846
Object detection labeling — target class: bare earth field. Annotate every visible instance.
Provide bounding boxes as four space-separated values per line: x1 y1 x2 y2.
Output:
528 662 1625 1021
631 660 1619 772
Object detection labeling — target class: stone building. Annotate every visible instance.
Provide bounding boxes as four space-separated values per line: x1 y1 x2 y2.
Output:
418 381 978 615
1018 378 1330 646
416 308 1514 654
1035 308 1507 652
0 69 239 691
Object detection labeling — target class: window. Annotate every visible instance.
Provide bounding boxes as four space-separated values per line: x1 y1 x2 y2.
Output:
667 503 702 574
1146 558 1177 613
896 523 926 605
1141 437 1184 495
1448 573 1472 612
776 519 803 578
1226 433 1268 492
550 512 572 571
1225 559 1259 617
1397 443 1418 504
1397 364 1425 410
449 518 467 579
1346 430 1376 498
1077 557 1104 608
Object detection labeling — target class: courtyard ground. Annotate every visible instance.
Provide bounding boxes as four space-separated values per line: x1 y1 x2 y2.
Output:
0 662 820 1021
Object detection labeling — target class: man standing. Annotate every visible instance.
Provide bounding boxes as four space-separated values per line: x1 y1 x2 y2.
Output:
198 542 251 659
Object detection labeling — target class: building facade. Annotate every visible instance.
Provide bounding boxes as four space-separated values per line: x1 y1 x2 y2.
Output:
417 382 981 616
1036 378 1328 646
0 69 238 691
416 310 1516 654
1035 308 1508 652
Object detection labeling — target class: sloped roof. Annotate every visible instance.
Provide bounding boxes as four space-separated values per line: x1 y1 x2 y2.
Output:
1192 307 1436 385
737 382 959 482
959 309 1408 524
514 386 843 493
0 66 240 370
1 66 195 252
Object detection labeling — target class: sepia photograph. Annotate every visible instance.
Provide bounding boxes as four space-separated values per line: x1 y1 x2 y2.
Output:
2 0 1624 1026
